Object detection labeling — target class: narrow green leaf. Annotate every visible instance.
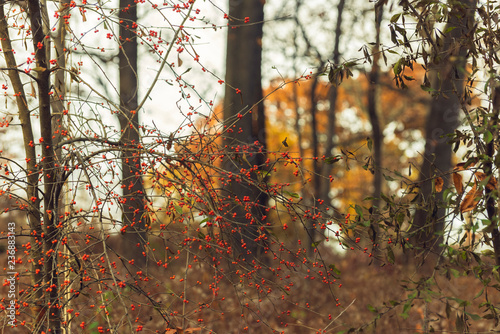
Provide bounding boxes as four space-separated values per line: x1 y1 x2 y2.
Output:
420 85 436 92
329 264 342 278
284 191 299 198
367 137 373 152
390 13 401 23
484 130 493 143
381 193 392 203
355 204 363 218
393 59 402 75
325 155 342 164
387 246 395 264
383 174 395 181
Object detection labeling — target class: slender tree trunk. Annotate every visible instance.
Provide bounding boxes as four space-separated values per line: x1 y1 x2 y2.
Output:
319 0 345 203
307 0 346 256
118 0 147 266
366 2 384 252
27 0 61 330
485 86 500 265
368 3 383 212
223 0 267 262
412 0 476 253
0 5 45 329
52 0 70 161
307 66 324 255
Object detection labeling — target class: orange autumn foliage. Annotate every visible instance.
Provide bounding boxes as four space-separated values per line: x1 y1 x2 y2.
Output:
263 67 430 211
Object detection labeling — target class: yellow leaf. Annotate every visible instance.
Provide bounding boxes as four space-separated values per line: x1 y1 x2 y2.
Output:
32 66 46 72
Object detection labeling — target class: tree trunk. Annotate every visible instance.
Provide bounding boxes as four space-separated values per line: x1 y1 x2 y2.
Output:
308 66 324 255
27 0 61 330
485 86 500 265
223 0 267 262
319 0 345 203
412 0 476 254
118 0 147 267
366 2 384 251
307 0 346 256
0 5 45 330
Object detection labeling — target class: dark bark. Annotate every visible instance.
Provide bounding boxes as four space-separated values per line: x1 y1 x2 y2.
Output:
412 0 476 253
308 65 324 255
486 86 500 265
0 4 45 329
27 0 61 330
367 3 383 212
51 0 70 162
307 0 346 256
366 2 384 253
118 0 147 266
319 0 345 203
223 0 267 262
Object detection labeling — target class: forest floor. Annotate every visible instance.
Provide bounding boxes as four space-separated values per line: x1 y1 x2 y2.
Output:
1 237 499 334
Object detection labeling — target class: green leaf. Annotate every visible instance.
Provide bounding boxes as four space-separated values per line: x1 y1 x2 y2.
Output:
284 191 299 198
367 137 373 152
445 26 457 34
393 59 402 75
389 300 399 306
449 268 460 278
354 204 363 218
325 155 342 164
89 321 99 330
401 300 412 319
381 193 392 203
199 217 211 224
383 174 395 181
390 13 401 23
174 204 183 214
261 170 271 178
367 304 378 313
329 264 341 278
420 85 436 92
181 67 192 76
484 130 493 143
387 246 395 264
311 240 323 248
466 312 481 321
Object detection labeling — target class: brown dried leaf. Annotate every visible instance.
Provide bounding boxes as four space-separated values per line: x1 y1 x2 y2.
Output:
453 172 464 195
454 158 478 171
460 184 482 213
435 177 444 192
488 176 497 191
474 171 486 180
166 132 174 151
454 163 466 172
474 172 498 191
